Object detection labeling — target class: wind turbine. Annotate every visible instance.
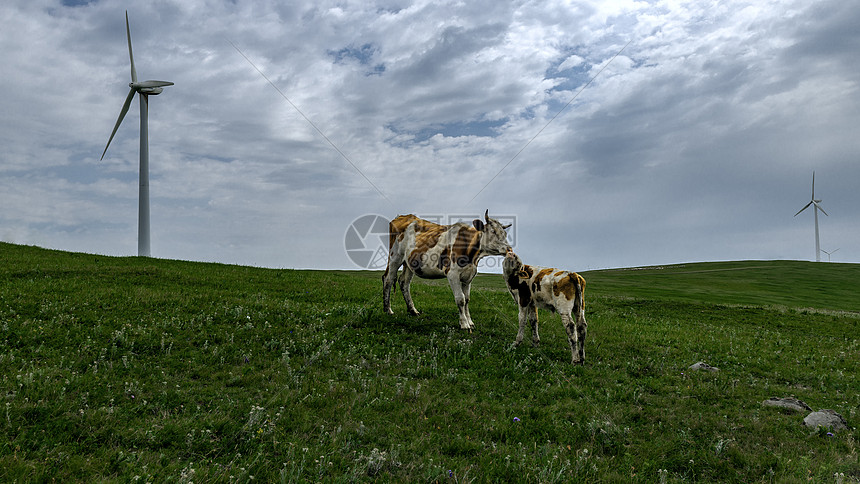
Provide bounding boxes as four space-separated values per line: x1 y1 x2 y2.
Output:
821 248 839 262
100 11 173 257
794 172 828 262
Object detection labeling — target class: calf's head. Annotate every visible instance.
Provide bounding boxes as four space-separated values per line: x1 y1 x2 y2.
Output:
473 209 512 256
502 248 524 277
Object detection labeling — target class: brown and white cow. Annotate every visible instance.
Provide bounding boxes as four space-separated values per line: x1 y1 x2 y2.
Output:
502 248 588 365
383 211 512 331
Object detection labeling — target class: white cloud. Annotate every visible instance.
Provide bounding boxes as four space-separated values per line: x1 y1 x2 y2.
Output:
1 0 858 269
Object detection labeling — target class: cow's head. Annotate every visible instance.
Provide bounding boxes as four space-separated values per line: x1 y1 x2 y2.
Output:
473 209 512 256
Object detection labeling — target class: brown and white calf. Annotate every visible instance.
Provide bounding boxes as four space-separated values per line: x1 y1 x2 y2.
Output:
383 211 512 331
502 249 588 365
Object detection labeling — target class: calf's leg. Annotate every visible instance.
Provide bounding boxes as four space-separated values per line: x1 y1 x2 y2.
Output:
513 306 537 347
575 312 587 363
529 307 540 346
561 313 582 365
514 307 528 346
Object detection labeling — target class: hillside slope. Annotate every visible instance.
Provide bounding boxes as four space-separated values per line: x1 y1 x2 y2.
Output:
476 259 860 313
1 242 857 482
583 260 860 312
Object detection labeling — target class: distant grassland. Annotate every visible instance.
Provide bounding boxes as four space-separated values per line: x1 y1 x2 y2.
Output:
1 242 858 482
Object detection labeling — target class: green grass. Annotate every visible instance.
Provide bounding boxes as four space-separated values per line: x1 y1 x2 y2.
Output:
1 242 858 482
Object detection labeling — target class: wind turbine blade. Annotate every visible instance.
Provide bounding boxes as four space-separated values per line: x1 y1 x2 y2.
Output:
126 11 137 83
101 88 136 160
794 201 813 217
133 80 175 88
811 171 815 200
815 203 828 216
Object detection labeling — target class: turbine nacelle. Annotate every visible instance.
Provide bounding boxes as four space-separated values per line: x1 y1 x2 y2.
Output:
131 80 174 95
794 201 827 218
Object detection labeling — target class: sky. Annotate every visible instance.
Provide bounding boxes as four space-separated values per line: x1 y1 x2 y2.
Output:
1 0 858 271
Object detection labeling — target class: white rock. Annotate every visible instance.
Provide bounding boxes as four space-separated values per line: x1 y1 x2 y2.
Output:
803 410 848 432
761 397 812 413
689 362 718 372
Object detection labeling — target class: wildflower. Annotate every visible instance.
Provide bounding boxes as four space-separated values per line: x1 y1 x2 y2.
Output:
448 470 453 478
513 417 520 422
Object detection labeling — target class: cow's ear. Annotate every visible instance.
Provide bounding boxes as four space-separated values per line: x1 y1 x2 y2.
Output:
473 219 485 231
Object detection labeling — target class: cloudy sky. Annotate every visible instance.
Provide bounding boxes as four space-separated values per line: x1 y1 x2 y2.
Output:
2 0 858 271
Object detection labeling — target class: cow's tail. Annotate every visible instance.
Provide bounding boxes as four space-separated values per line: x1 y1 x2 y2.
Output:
384 217 403 283
402 221 417 252
388 219 399 250
384 221 416 271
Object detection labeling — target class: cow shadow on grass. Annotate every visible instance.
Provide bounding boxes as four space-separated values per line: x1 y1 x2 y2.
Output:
360 303 595 372
372 307 518 342
370 306 457 335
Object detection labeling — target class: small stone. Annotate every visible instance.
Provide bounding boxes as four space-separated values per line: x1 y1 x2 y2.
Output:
689 362 718 372
762 397 812 413
803 409 848 432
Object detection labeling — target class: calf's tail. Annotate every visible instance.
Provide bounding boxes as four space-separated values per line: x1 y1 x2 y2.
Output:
573 274 586 322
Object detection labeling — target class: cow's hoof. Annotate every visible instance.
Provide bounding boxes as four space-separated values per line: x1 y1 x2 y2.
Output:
407 309 420 316
384 308 394 315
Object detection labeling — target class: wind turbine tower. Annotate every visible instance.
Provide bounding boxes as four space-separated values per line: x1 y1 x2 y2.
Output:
794 172 828 262
100 11 173 257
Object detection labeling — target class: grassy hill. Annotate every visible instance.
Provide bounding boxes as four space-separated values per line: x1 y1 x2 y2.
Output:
478 259 860 313
1 242 858 482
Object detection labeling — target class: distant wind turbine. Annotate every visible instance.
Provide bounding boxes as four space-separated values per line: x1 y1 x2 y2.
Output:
821 248 839 262
100 11 173 257
794 172 828 262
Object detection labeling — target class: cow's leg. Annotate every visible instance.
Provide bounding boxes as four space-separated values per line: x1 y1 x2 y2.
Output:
383 256 405 315
447 273 472 331
384 225 415 315
461 280 475 330
399 265 419 315
529 306 540 346
382 267 398 315
575 311 587 363
561 312 582 365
